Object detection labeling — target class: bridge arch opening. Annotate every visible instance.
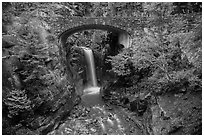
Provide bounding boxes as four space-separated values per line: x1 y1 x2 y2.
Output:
59 24 130 48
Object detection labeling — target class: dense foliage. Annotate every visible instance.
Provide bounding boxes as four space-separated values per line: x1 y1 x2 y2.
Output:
108 2 202 97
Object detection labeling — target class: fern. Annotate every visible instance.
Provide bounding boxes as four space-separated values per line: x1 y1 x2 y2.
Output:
5 89 32 118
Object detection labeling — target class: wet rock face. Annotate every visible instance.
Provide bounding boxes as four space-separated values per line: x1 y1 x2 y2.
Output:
69 46 86 82
64 45 87 96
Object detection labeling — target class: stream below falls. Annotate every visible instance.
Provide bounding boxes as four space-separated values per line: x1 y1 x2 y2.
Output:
48 87 145 135
48 47 145 135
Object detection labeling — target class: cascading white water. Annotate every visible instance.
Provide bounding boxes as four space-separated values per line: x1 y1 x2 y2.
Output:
81 47 103 106
83 47 97 87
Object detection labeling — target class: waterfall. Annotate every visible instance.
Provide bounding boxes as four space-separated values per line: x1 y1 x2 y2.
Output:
81 47 103 106
83 47 97 87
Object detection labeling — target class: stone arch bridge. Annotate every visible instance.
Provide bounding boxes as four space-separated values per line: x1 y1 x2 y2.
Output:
51 16 148 48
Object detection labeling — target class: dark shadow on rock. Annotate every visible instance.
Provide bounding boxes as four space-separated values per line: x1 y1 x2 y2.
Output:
129 98 148 116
